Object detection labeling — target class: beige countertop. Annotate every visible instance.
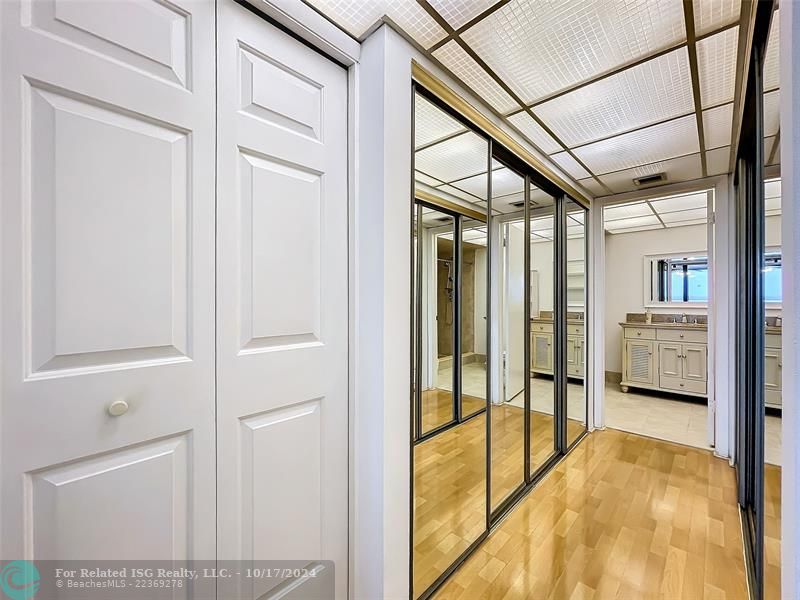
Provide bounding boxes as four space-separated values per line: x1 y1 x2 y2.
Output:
619 321 707 330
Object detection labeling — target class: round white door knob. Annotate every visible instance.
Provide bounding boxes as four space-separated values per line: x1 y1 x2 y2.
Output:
108 399 129 417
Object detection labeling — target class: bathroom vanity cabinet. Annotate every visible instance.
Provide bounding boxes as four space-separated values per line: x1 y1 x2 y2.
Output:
531 319 585 379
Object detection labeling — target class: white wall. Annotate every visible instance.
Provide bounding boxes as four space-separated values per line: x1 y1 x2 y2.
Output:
474 247 487 355
603 216 782 374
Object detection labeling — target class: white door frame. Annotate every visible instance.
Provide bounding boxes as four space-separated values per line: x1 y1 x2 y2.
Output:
590 176 733 459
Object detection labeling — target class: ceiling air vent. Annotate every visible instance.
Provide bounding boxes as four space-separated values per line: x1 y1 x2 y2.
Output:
633 173 666 187
510 200 525 208
436 216 450 222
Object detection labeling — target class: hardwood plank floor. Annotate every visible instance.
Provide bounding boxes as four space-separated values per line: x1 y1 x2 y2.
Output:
430 429 751 600
765 463 781 599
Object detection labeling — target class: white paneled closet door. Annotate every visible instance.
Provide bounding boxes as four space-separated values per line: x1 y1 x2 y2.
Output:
216 2 349 599
0 0 216 559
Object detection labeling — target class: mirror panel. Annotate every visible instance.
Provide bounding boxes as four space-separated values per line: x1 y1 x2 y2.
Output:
529 187 557 474
566 199 587 446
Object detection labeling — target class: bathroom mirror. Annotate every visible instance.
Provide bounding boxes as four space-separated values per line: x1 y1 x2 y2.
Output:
643 251 710 307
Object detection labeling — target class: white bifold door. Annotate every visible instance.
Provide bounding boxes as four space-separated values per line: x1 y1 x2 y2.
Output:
216 1 348 598
0 0 216 560
1 0 349 595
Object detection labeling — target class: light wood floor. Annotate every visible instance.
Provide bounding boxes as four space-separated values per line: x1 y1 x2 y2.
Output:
429 429 751 600
420 388 485 434
765 463 781 599
414 402 586 596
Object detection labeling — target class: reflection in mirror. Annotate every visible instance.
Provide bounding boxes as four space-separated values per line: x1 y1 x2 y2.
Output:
529 187 557 474
418 205 455 436
412 90 487 598
490 165 525 510
763 177 781 598
566 199 587 446
460 218 488 419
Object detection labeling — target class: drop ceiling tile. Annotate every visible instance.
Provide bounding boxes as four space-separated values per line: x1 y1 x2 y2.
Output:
706 146 730 175
770 137 781 165
435 183 484 203
574 115 699 175
451 171 491 198
534 48 694 147
507 112 562 154
531 215 554 231
550 151 591 180
492 191 526 213
697 26 738 108
415 132 489 184
650 192 707 213
432 40 519 113
763 9 780 91
415 94 465 148
764 90 780 137
530 188 556 207
658 207 708 223
663 218 708 228
765 136 780 166
305 0 447 47
461 0 686 104
605 215 662 231
577 177 607 197
604 202 655 221
415 171 444 187
693 0 741 36
702 103 733 149
598 153 703 193
491 167 525 197
427 0 496 30
765 196 781 215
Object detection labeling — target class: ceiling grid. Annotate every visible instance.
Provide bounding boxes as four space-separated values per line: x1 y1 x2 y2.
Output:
306 0 777 197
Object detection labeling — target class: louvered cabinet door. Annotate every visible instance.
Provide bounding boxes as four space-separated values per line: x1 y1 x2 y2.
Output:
625 340 654 385
532 332 553 372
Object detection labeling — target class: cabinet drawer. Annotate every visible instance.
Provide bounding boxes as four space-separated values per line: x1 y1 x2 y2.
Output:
532 322 554 333
765 333 781 349
624 327 655 340
567 323 584 336
660 375 707 395
656 328 706 343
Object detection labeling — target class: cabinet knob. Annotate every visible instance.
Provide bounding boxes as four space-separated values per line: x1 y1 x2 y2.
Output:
680 333 684 338
637 332 641 336
108 399 129 417
679 383 685 387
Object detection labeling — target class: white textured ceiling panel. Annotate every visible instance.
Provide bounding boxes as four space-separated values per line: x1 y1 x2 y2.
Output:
415 94 465 148
491 167 525 196
604 202 654 221
460 0 686 105
697 26 738 108
663 218 707 228
706 146 730 176
576 178 606 197
305 0 447 47
763 90 780 137
605 214 661 231
435 183 484 203
432 40 519 113
658 208 708 224
763 10 780 91
550 151 591 180
415 132 489 184
492 191 526 212
415 170 444 187
574 115 699 175
765 136 778 166
531 188 556 207
650 192 707 213
598 153 703 194
770 136 781 165
702 103 733 149
693 0 741 36
533 47 694 147
507 111 562 154
449 170 491 198
427 0 496 30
